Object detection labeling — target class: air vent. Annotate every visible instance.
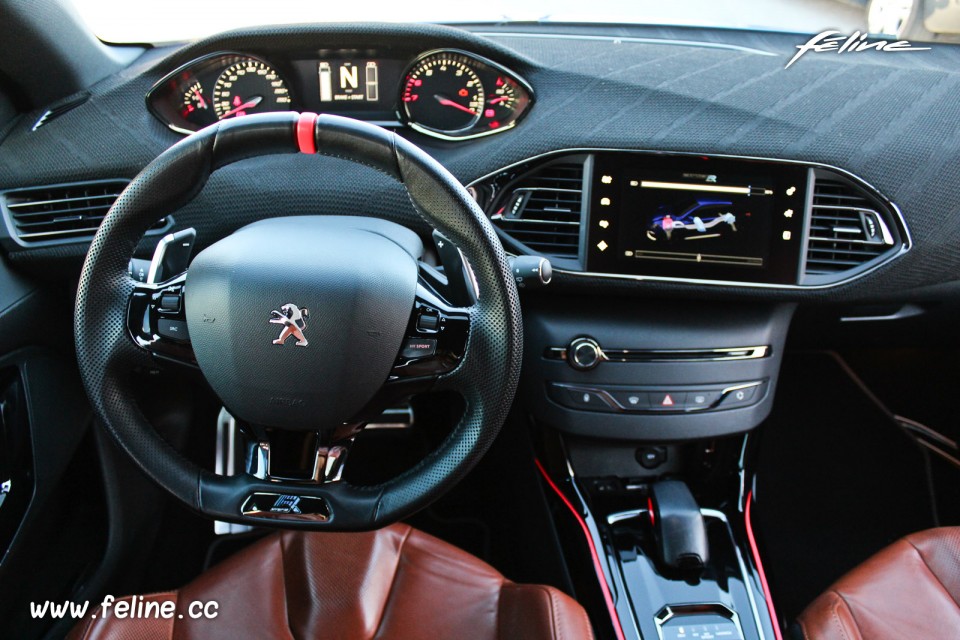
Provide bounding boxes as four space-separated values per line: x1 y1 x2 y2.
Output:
491 162 584 258
2 180 170 244
32 92 90 131
804 173 899 278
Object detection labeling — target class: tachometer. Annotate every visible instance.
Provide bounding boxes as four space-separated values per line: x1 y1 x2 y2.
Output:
402 52 485 135
180 81 210 124
483 76 530 131
213 58 291 120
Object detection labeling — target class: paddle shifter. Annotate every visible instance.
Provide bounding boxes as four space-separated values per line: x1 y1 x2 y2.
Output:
651 480 709 573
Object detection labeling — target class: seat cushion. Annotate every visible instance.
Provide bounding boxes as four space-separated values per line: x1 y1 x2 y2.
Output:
797 527 960 640
68 523 594 640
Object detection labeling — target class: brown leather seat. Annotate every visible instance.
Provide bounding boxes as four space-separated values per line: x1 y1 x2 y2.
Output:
68 523 594 640
797 527 960 640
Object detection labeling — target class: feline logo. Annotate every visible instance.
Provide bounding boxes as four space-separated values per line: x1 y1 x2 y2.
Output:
786 30 930 68
270 303 309 347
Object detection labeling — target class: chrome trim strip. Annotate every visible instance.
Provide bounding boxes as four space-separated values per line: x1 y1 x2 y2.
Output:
720 381 763 396
515 187 582 194
476 32 779 56
6 192 121 208
214 408 254 535
553 383 621 410
654 603 745 640
467 148 911 290
366 405 415 430
548 344 770 363
16 227 108 239
500 218 581 226
607 509 644 525
808 236 887 246
810 204 880 212
840 303 924 322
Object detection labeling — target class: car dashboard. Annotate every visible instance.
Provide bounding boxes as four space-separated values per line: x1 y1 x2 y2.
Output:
2 18 960 640
1 21 957 302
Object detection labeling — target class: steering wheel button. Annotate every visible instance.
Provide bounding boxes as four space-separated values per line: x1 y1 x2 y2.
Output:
159 293 181 312
401 338 437 359
416 313 440 332
157 319 190 343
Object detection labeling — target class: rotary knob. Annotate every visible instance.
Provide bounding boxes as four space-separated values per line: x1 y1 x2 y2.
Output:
568 337 603 371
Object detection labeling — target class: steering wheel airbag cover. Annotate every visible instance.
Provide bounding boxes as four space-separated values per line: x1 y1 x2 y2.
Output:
185 216 420 430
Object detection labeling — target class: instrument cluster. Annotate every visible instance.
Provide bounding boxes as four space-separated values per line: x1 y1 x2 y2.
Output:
147 49 533 141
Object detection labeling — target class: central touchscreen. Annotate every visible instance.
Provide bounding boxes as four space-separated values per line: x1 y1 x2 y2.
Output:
621 170 774 268
587 154 808 285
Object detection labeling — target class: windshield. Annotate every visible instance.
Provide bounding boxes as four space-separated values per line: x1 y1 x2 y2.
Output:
69 0 873 45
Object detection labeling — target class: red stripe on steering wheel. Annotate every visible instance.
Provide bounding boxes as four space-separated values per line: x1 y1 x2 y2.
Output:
296 112 319 154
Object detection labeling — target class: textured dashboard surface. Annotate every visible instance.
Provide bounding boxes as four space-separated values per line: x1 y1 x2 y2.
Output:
1 22 960 301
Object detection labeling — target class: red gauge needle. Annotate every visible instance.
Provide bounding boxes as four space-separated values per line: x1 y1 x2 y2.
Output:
488 96 510 105
220 95 263 118
193 88 208 109
433 94 477 115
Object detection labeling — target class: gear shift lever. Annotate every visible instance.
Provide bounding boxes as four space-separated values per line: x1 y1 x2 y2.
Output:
651 479 709 572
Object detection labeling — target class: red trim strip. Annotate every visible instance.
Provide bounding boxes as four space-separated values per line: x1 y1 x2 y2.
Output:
296 112 318 154
535 458 626 640
745 490 784 640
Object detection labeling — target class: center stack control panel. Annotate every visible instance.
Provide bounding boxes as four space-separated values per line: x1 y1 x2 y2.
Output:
521 297 795 441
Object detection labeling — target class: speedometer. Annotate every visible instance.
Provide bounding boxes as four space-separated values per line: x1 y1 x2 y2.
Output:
213 58 291 120
401 52 485 135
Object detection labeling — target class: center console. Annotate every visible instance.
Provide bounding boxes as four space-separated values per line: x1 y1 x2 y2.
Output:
467 148 910 640
522 294 790 640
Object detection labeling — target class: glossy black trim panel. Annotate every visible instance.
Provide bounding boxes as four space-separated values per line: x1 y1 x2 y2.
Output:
468 149 911 290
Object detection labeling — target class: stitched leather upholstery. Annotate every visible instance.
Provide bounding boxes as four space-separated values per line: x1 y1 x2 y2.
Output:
68 524 594 640
798 527 960 640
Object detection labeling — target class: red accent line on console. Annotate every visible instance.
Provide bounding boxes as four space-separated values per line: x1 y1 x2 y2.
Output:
296 112 318 154
745 490 784 640
647 495 655 527
535 458 626 640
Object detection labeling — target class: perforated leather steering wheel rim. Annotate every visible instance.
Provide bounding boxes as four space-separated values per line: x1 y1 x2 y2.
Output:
74 112 522 530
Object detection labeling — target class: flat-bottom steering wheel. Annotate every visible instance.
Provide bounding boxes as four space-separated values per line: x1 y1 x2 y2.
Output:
74 113 522 530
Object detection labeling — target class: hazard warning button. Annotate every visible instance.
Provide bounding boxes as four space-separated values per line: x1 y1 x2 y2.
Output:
650 392 686 410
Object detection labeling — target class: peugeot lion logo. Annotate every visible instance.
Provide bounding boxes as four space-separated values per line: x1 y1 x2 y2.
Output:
270 303 309 347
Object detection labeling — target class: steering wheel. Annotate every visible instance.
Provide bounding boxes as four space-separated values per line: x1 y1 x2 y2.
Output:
74 112 522 530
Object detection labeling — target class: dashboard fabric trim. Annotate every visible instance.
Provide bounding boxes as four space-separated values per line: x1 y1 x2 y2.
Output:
0 22 957 303
473 31 780 57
